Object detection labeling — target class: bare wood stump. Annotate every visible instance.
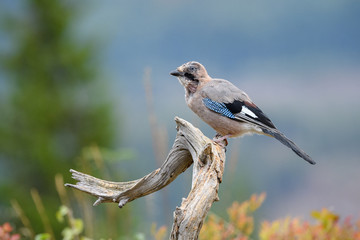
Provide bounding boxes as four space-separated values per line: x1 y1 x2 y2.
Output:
65 117 226 240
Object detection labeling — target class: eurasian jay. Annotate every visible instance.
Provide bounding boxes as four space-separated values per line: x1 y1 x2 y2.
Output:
170 61 315 165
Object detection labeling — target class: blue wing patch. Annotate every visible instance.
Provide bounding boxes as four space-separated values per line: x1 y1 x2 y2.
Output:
203 98 235 119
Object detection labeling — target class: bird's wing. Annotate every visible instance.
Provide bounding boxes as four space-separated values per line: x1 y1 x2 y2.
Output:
201 80 316 165
201 79 276 130
202 97 276 130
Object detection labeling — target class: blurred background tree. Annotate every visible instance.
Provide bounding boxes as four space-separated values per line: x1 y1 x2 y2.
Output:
0 0 120 237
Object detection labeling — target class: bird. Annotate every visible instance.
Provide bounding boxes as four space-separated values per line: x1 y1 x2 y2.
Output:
170 61 315 165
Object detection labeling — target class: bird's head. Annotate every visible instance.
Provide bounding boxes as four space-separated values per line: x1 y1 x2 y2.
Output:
170 61 209 93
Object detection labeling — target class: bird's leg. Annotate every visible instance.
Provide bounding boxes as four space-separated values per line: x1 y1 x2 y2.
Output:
212 133 230 147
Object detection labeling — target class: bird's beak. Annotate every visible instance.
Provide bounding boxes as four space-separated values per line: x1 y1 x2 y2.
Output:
170 69 187 87
170 70 184 77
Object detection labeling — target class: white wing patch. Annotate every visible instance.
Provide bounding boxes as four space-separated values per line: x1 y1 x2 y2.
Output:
241 106 258 118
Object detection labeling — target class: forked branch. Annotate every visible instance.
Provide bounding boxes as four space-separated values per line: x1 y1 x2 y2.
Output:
65 117 226 239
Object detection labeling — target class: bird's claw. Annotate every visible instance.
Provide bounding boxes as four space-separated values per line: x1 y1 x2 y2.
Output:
212 134 229 147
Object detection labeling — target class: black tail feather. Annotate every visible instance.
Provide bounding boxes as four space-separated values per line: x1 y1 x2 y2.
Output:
262 128 316 165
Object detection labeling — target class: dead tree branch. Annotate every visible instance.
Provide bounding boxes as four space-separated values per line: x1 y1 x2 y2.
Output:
65 117 226 240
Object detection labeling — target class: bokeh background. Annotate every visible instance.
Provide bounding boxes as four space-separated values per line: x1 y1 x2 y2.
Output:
0 0 359 238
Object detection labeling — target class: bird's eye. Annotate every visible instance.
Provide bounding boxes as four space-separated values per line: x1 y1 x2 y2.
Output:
189 66 196 72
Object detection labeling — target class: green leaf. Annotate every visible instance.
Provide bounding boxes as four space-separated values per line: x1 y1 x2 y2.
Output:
73 218 84 235
62 227 74 240
35 233 51 240
56 205 69 223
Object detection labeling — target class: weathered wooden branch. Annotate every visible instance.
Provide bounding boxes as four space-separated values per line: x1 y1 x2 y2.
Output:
65 117 226 240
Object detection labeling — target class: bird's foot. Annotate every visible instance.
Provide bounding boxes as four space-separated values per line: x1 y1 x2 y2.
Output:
212 134 230 147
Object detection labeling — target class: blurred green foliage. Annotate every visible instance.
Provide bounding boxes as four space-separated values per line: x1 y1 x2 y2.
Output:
8 147 136 239
0 0 119 237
